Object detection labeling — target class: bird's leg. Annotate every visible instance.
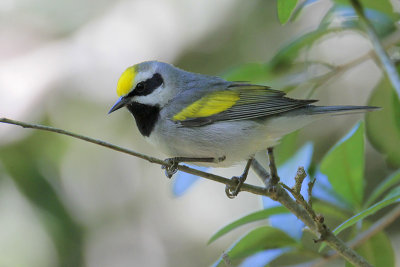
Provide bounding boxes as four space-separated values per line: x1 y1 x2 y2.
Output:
162 156 226 178
225 157 254 198
267 147 280 188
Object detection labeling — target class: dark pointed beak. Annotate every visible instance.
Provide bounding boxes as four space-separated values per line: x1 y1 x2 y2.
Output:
108 97 128 114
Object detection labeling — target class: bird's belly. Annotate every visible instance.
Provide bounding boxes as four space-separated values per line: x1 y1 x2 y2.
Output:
145 120 280 167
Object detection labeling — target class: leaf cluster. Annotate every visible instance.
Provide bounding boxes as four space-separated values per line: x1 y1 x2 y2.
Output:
173 0 400 265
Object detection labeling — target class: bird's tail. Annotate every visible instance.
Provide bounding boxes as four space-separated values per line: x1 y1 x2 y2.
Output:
297 105 380 116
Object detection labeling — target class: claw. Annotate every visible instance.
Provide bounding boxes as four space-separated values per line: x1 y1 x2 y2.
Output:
224 158 253 199
162 158 179 178
225 176 244 199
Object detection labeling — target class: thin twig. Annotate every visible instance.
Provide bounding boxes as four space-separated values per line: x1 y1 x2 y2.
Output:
279 168 325 238
308 178 316 207
311 204 400 267
279 167 318 222
222 252 233 267
280 174 370 266
294 167 307 195
278 182 370 266
0 118 269 197
253 161 371 267
0 118 372 267
350 0 400 99
267 148 280 185
304 28 400 99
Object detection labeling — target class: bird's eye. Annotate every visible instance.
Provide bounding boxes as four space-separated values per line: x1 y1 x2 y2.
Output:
136 82 145 92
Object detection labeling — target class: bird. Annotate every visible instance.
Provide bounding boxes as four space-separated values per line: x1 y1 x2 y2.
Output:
108 61 377 197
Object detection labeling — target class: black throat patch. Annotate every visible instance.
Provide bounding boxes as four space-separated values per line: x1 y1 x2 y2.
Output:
126 103 160 137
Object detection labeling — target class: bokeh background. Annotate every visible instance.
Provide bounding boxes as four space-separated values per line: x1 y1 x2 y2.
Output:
0 0 399 266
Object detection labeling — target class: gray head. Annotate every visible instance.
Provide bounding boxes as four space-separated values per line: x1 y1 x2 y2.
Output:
108 61 184 113
108 61 229 115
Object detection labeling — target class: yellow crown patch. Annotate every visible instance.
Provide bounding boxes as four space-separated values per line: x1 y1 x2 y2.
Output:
117 66 137 97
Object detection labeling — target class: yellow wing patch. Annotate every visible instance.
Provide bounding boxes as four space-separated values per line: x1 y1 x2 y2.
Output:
117 66 137 97
173 91 239 121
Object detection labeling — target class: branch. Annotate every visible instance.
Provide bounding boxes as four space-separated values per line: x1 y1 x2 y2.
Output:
311 204 400 267
350 0 400 99
252 161 371 267
279 168 328 242
1 117 372 267
222 252 233 267
305 29 400 99
0 118 269 197
308 178 316 207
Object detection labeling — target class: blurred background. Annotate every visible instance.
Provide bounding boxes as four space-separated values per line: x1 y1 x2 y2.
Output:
0 0 399 266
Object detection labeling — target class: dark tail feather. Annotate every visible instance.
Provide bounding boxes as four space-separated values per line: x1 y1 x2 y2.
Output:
297 105 380 116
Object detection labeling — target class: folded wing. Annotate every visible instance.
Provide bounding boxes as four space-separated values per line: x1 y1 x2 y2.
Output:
172 83 317 127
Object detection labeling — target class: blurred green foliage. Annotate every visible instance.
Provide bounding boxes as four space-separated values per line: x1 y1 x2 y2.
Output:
0 120 84 267
277 0 298 24
320 122 365 210
211 0 400 266
216 226 298 267
1 0 400 266
347 222 395 267
366 77 400 167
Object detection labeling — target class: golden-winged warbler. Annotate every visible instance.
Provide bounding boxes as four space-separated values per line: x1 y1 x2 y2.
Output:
109 61 376 197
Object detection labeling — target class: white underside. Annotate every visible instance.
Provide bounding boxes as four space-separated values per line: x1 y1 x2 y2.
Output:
145 114 320 167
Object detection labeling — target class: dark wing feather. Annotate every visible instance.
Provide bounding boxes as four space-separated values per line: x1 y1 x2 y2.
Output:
179 83 317 127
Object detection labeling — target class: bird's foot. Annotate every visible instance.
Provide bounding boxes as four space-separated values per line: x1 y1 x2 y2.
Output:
225 175 246 199
161 155 226 179
162 158 179 178
225 158 254 199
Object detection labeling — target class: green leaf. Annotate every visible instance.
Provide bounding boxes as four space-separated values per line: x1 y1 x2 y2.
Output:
265 247 319 266
312 201 350 222
208 206 289 244
334 0 400 21
290 0 319 22
275 131 299 166
277 0 298 24
320 122 365 209
269 28 341 73
364 169 400 207
321 5 396 37
0 124 84 266
222 62 272 84
217 226 297 265
366 78 400 167
346 223 395 267
333 186 400 236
